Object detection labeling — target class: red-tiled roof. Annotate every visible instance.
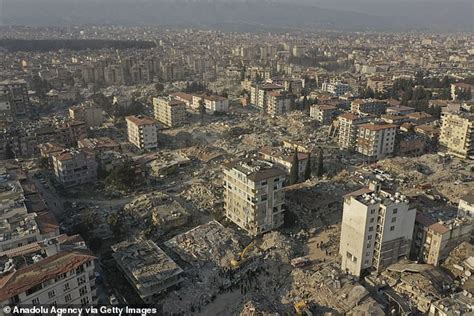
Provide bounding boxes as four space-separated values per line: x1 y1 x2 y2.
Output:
0 249 95 301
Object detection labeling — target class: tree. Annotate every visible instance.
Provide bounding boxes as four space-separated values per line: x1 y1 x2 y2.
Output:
304 153 312 180
155 82 164 93
38 157 49 170
107 212 124 238
198 97 206 125
289 149 299 185
105 161 139 192
316 148 324 177
4 142 15 159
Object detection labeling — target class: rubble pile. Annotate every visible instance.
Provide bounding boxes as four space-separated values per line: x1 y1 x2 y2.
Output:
123 192 189 234
259 231 295 263
442 242 474 292
180 181 221 210
165 220 245 268
377 154 473 201
284 262 383 315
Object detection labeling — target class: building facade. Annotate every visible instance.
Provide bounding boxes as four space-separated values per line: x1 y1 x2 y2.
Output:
411 212 472 266
337 113 370 151
439 113 474 159
223 159 286 236
153 97 187 128
52 149 98 188
339 183 416 277
356 123 397 161
125 115 158 150
310 104 339 125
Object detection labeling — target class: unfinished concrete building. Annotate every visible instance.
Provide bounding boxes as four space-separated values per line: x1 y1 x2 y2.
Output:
223 159 286 236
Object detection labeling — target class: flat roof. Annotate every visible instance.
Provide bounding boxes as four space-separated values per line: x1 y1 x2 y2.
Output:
112 240 182 288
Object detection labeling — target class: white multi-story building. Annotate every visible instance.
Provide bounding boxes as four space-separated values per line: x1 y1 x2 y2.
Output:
69 105 104 128
458 193 474 219
0 86 12 123
439 112 474 159
191 95 229 114
52 149 98 188
125 115 158 150
267 91 293 117
310 104 339 125
356 123 397 161
337 113 370 150
223 159 286 236
153 97 186 128
0 248 97 309
250 83 284 112
339 182 416 277
322 81 352 96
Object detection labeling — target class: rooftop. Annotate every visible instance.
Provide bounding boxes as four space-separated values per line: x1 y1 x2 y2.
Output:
0 249 94 301
224 158 286 182
126 115 156 126
112 240 182 287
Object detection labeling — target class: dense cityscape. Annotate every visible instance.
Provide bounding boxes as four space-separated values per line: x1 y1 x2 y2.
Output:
0 3 473 315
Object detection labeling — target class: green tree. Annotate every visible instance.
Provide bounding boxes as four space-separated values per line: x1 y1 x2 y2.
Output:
107 212 123 238
105 161 139 192
198 97 206 125
316 148 324 177
38 157 49 169
289 149 299 185
304 153 312 180
4 142 15 159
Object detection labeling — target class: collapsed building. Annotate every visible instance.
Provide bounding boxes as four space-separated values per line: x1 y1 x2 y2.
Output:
111 240 183 304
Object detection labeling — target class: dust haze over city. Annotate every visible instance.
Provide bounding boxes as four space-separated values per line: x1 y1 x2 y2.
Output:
0 0 473 315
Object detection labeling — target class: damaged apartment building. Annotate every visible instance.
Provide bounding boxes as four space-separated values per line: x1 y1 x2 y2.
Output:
223 158 286 236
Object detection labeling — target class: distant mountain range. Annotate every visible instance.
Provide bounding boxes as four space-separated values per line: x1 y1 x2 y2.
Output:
1 0 472 32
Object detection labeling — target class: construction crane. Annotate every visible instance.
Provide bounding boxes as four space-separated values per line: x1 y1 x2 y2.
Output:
294 300 313 316
230 240 257 269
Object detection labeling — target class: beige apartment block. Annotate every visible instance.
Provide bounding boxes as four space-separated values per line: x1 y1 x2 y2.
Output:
125 115 158 150
267 91 293 117
52 149 98 188
337 113 370 151
439 112 474 159
223 159 286 236
339 182 416 277
153 97 186 128
310 104 339 125
356 123 397 161
69 105 104 128
411 212 472 266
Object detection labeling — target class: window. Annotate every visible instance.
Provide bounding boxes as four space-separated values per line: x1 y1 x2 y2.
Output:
65 294 72 302
77 275 86 286
367 243 371 248
80 297 90 306
48 290 55 299
64 283 70 291
390 226 395 231
261 180 267 186
369 227 374 232
79 286 88 296
370 209 375 214
393 208 398 214
370 218 375 223
391 217 396 223
261 196 267 202
368 235 372 240
32 298 40 305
